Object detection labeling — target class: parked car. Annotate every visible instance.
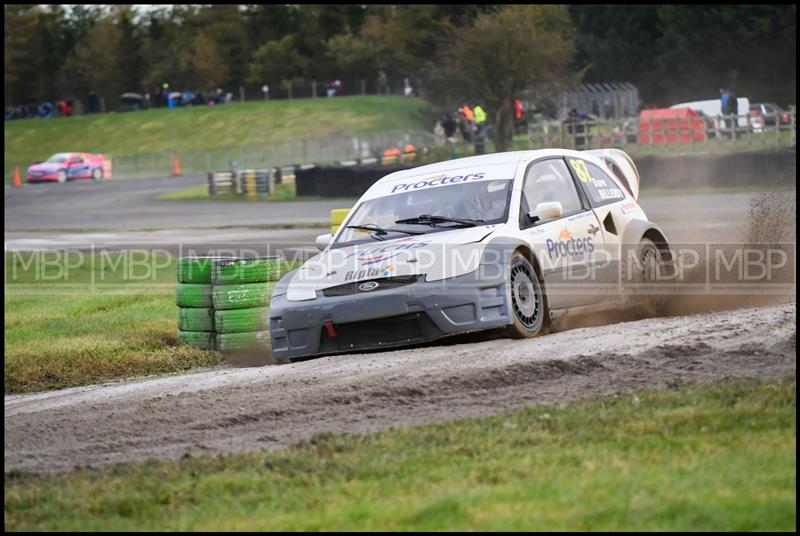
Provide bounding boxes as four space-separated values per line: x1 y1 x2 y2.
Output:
749 103 791 126
26 152 107 183
269 148 672 362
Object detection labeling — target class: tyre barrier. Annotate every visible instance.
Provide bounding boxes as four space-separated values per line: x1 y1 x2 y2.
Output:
237 169 273 196
178 330 216 350
212 257 286 285
178 307 215 332
212 282 274 310
216 330 271 352
175 283 214 308
176 256 289 353
214 307 270 334
177 256 234 284
208 171 237 196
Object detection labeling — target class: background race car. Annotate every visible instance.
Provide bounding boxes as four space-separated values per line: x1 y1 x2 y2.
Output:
26 152 107 183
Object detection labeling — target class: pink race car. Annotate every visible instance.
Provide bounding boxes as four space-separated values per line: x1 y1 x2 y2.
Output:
26 152 107 183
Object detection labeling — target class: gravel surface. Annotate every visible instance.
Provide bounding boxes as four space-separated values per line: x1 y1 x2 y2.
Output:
5 302 795 475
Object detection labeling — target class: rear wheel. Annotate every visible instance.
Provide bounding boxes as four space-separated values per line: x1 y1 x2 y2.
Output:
56 170 67 183
507 251 547 338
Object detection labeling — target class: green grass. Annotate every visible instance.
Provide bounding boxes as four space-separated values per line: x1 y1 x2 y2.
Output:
4 96 438 177
157 181 353 202
4 378 795 531
4 251 223 393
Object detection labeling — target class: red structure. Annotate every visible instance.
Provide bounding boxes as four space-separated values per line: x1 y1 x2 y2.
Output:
639 107 706 144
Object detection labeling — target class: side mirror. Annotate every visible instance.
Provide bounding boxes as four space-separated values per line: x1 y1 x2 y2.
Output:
529 201 563 223
315 233 333 251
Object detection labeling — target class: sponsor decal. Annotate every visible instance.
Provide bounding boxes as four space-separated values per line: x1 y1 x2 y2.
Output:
344 263 394 281
546 227 594 259
390 171 487 193
342 239 431 262
620 201 640 215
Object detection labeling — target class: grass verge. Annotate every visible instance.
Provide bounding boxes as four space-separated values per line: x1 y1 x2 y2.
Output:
157 182 352 203
5 378 795 531
4 251 222 393
4 96 439 179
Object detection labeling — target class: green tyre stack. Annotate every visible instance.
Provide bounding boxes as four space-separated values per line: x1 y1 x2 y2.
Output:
216 331 271 352
212 257 285 285
211 257 290 353
176 256 227 350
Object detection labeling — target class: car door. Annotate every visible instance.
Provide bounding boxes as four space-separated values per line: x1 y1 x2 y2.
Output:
564 155 631 291
518 157 607 309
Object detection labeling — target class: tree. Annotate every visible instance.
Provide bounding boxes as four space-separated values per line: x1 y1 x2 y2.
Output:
248 35 309 89
186 34 229 90
65 16 121 105
433 5 577 151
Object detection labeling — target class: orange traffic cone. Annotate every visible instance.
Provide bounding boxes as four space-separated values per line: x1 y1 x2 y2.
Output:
12 166 21 187
171 155 182 176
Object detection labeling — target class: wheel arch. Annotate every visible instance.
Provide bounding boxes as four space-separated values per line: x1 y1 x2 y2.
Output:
623 219 673 262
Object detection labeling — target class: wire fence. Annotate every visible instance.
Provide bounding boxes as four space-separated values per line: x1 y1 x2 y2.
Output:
528 107 796 156
109 129 437 178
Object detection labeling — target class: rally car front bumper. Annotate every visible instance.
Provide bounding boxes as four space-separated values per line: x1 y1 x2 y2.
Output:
268 264 512 360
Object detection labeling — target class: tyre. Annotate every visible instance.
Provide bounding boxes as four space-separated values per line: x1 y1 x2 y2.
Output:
214 307 269 333
177 256 232 284
622 237 671 315
212 283 274 310
92 167 102 180
212 257 286 284
216 330 270 352
177 330 215 350
175 283 214 308
177 307 215 332
56 170 67 183
506 251 547 338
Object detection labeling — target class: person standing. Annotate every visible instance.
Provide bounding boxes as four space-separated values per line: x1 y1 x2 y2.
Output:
473 104 487 139
377 70 389 95
460 103 475 142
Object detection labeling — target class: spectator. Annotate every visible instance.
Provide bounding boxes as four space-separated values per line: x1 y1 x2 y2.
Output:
460 103 475 142
87 90 98 114
442 113 457 141
261 83 269 100
57 100 73 117
591 99 599 118
473 104 487 139
433 120 446 146
603 98 613 120
377 70 389 95
403 77 413 97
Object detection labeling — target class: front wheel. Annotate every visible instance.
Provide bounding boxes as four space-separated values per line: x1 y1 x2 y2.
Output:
56 170 67 183
91 168 102 180
507 251 548 338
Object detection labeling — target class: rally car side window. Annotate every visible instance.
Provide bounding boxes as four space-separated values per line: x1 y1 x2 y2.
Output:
519 158 584 229
566 158 626 207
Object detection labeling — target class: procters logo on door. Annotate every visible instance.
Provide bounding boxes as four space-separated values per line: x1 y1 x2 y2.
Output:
391 172 486 193
546 228 594 259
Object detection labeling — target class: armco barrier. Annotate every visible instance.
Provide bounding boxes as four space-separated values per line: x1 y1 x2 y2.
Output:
296 163 416 198
208 171 237 195
296 150 795 198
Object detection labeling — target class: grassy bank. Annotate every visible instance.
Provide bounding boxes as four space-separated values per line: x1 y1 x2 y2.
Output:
4 251 221 393
4 96 438 174
5 378 795 531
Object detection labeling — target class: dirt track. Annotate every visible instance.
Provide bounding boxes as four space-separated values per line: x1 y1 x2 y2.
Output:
5 301 795 475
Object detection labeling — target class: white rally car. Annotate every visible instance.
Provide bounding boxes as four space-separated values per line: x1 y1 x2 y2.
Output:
269 149 671 361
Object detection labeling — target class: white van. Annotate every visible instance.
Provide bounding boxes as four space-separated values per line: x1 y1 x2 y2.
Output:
670 98 750 128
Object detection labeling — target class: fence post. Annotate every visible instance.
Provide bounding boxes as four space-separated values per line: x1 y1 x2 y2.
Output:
288 81 293 100
361 79 366 95
312 81 317 98
239 86 245 102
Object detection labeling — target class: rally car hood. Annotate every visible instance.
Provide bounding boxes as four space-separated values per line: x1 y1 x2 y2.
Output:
286 225 497 300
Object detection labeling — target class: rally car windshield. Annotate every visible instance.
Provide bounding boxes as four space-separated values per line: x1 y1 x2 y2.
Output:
45 153 71 163
333 179 512 248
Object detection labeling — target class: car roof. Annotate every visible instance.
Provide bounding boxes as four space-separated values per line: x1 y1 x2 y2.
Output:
369 149 590 187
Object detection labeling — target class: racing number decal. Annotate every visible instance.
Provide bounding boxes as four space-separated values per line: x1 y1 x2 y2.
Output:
569 159 592 183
